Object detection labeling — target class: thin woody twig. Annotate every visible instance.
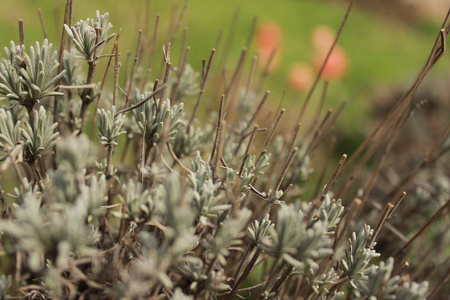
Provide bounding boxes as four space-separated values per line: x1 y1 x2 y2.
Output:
187 48 216 130
159 43 172 102
258 108 285 162
235 91 270 154
210 94 225 162
245 16 258 50
322 154 347 198
297 0 355 123
274 147 298 194
368 202 394 248
114 84 166 117
142 14 160 88
395 199 450 258
124 30 143 108
313 137 336 199
389 191 406 219
394 259 410 276
225 47 247 101
213 120 226 180
57 84 98 90
167 142 191 174
37 9 48 39
239 125 258 177
427 265 450 299
18 19 25 47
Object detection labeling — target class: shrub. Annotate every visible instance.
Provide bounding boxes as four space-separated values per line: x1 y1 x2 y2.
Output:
0 2 449 299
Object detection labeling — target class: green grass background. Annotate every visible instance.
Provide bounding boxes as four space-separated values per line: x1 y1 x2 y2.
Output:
0 0 448 137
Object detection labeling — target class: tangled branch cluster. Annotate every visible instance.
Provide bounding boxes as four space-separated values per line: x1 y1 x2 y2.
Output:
0 3 449 300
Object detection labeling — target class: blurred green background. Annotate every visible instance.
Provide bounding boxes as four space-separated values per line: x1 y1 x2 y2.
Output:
0 0 448 138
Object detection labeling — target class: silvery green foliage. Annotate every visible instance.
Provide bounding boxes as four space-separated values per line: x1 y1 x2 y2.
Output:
222 136 245 165
223 153 271 195
121 243 174 298
44 267 63 299
0 108 21 157
64 11 115 61
141 163 166 185
95 158 117 176
13 177 40 204
266 188 284 204
118 179 154 223
206 208 251 266
309 268 341 299
291 219 333 270
203 268 230 293
247 213 274 246
413 170 449 216
287 153 313 186
271 135 285 157
236 89 258 123
172 288 193 300
222 163 250 194
0 45 25 102
51 168 79 204
97 106 125 146
0 40 65 103
260 204 304 260
21 106 59 161
176 256 206 288
132 88 184 145
79 81 101 104
55 134 93 174
354 258 428 300
4 104 26 124
118 232 172 298
316 195 344 234
52 135 94 204
354 258 398 299
172 125 203 158
0 193 43 271
154 173 195 242
254 153 272 175
261 202 332 270
243 153 271 192
0 191 96 271
0 274 12 299
16 40 65 100
122 112 141 139
394 280 429 300
189 152 230 219
119 177 199 298
172 64 200 100
61 50 82 86
77 175 108 221
341 224 380 288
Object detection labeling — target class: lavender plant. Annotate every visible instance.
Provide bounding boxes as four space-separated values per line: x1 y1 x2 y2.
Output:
0 2 449 300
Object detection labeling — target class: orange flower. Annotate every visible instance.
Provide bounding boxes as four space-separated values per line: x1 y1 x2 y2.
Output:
311 25 335 50
313 46 348 81
257 22 282 50
288 63 313 92
311 25 349 81
256 22 283 72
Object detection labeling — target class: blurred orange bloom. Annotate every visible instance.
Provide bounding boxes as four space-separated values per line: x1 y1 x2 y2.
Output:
313 46 348 81
311 25 349 81
257 22 282 50
256 22 283 72
288 63 313 92
311 25 335 50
